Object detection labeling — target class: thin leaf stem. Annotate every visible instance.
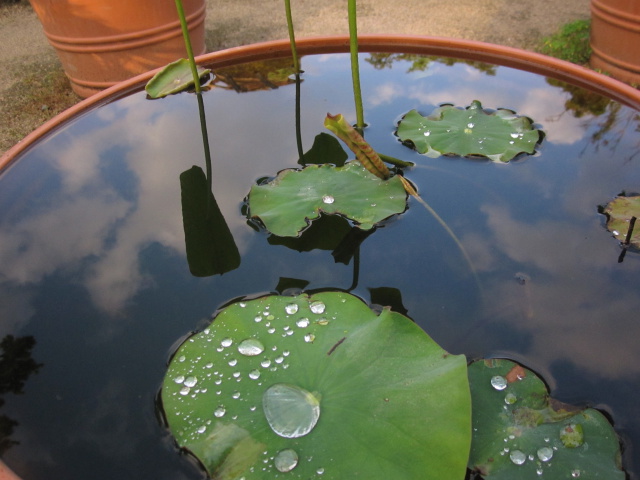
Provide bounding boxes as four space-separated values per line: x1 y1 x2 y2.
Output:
348 0 364 131
175 0 201 94
284 0 301 73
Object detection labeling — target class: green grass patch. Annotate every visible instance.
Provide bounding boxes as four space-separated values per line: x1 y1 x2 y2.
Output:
538 19 592 65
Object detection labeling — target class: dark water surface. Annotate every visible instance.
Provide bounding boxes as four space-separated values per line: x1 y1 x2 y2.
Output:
0 53 639 479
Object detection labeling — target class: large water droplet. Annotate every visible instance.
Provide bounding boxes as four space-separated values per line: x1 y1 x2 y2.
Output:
184 376 198 388
261 359 272 368
537 446 553 462
509 449 526 465
274 448 299 473
322 195 335 204
310 301 326 314
179 386 190 395
238 338 265 356
214 406 226 417
221 338 233 348
560 423 584 448
174 375 185 384
491 375 508 390
296 318 310 328
249 369 261 380
285 303 299 315
263 383 321 438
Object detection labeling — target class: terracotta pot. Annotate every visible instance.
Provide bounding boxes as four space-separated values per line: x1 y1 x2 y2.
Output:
590 0 640 84
28 0 206 98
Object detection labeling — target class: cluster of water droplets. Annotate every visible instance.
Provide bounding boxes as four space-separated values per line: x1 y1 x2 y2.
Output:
487 373 587 476
168 296 337 476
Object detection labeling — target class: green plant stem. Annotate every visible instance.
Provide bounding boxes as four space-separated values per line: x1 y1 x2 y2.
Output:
348 0 364 131
294 73 304 161
196 92 213 195
176 0 211 196
284 0 301 74
175 0 201 94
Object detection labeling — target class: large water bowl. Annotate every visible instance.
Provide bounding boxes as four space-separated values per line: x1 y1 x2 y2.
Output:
0 36 639 480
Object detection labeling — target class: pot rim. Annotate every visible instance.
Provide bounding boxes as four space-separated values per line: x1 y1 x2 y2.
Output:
2 34 639 172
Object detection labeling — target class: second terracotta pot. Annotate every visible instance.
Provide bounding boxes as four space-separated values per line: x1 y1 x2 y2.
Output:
28 0 206 98
590 0 640 84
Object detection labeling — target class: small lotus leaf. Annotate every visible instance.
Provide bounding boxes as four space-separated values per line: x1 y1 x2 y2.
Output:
162 292 471 479
396 100 541 163
248 162 407 237
468 359 624 479
600 195 640 248
145 58 211 98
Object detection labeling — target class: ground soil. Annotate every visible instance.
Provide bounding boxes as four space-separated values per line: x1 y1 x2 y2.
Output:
0 0 591 157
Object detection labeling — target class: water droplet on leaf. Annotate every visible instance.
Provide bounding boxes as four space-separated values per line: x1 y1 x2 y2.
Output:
491 375 508 390
285 303 299 314
560 423 584 447
310 301 326 314
262 383 321 438
322 195 335 204
249 369 261 380
238 338 265 356
296 318 310 328
184 376 198 388
214 406 226 417
537 446 553 462
221 338 233 348
174 375 185 384
274 448 299 472
304 333 315 343
509 449 526 465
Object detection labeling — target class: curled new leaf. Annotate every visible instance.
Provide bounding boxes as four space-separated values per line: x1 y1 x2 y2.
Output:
324 113 390 179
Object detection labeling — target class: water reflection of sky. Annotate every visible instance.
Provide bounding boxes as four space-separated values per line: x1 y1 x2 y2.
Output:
0 53 639 478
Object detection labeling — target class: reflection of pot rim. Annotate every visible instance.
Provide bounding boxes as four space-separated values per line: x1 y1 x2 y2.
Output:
2 34 640 173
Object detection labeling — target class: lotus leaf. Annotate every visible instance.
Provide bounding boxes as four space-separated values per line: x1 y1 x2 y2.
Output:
162 292 471 479
468 359 624 479
600 195 640 249
396 101 541 163
145 58 211 98
248 162 407 237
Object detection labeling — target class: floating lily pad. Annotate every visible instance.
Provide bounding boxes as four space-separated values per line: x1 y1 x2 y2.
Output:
396 101 541 163
468 359 624 479
600 195 640 249
162 292 471 479
248 162 407 237
145 58 211 98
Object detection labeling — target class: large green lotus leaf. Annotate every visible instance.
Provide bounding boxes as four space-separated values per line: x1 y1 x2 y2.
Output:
248 162 407 237
145 58 211 98
600 195 640 249
468 359 624 479
162 292 471 479
396 101 541 163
